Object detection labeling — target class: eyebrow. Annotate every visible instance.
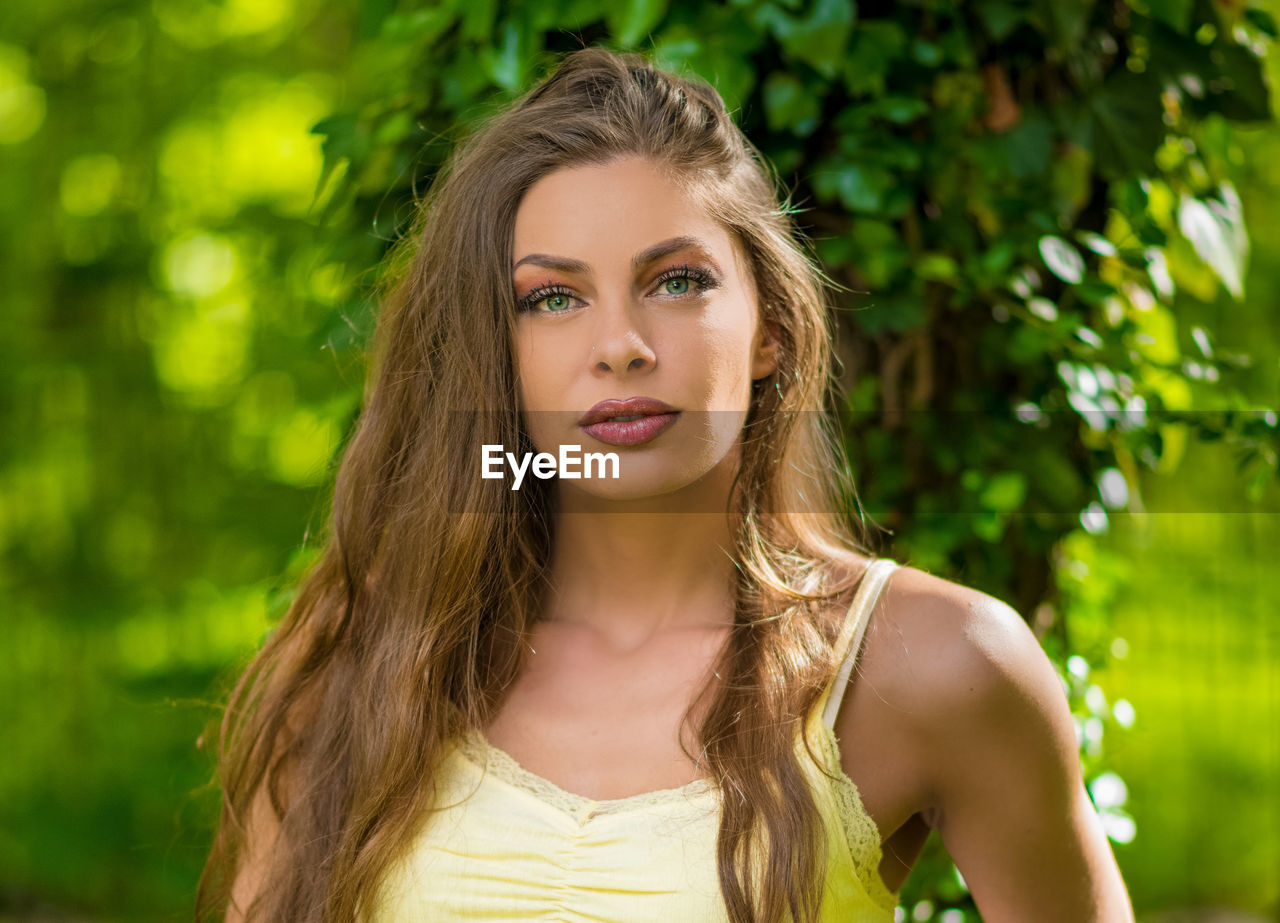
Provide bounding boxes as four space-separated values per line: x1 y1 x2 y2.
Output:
512 235 717 275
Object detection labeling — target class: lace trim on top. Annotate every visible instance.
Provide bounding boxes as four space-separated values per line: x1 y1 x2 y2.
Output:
808 716 901 913
454 728 718 819
454 723 898 911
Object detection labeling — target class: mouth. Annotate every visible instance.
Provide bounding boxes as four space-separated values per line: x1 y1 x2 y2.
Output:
577 397 678 427
578 411 680 447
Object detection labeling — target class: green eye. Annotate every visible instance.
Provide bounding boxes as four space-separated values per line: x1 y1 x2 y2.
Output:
518 284 576 313
653 263 718 298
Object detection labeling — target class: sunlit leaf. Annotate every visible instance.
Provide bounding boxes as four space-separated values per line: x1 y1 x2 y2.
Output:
483 20 525 91
1177 188 1247 299
979 471 1027 512
1076 231 1116 257
1039 235 1085 284
915 252 959 282
1028 297 1059 321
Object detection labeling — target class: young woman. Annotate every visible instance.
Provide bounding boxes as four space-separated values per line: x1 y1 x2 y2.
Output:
197 47 1135 923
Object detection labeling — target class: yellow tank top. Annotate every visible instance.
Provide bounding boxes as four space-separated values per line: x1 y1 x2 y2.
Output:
373 559 902 921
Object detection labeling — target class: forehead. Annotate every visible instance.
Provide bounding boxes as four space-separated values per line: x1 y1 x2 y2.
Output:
513 156 739 269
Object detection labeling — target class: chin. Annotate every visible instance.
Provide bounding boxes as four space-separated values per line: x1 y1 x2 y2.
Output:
558 456 727 512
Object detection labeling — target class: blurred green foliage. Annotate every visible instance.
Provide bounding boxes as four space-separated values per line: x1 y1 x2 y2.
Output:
1 0 1278 918
1 0 362 915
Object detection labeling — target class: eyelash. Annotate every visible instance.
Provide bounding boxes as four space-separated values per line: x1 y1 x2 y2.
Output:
515 263 720 314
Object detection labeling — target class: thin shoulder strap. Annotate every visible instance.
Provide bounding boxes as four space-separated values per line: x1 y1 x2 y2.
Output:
820 558 900 731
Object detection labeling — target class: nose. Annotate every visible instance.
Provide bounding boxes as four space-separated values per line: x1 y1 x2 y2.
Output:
591 298 655 375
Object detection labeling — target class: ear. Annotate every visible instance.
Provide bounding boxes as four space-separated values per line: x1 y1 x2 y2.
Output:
751 317 781 380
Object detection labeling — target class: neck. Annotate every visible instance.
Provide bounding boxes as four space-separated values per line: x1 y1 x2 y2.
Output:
543 454 742 649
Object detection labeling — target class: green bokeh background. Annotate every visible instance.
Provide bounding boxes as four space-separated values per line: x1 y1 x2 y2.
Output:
1 0 1277 920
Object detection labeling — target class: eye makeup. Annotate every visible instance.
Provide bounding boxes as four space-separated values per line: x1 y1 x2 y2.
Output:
514 262 722 314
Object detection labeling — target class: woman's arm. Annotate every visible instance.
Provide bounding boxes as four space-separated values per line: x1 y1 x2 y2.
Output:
921 593 1135 922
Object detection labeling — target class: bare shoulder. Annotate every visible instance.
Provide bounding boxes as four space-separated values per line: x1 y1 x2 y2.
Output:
868 564 1050 705
851 563 1068 804
829 560 1134 917
858 565 1134 918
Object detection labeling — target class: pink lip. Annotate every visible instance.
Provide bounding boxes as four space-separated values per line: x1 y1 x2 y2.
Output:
578 396 678 427
580 412 679 446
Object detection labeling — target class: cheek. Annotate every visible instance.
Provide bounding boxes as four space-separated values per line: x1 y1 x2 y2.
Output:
513 331 570 424
694 314 758 382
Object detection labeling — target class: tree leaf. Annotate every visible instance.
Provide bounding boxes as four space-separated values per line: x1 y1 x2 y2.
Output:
1122 0 1193 33
1076 231 1116 257
765 0 857 79
762 72 821 135
1086 69 1164 181
1039 235 1085 284
976 1 1028 41
1209 42 1272 123
607 0 671 48
1245 7 1278 39
1052 144 1094 223
1031 0 1096 53
1176 187 1247 299
458 0 497 41
980 471 1028 512
836 164 893 212
1002 110 1055 179
842 20 908 96
916 253 960 282
482 20 525 91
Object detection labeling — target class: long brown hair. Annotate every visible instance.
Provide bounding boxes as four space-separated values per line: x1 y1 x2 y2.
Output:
196 45 879 923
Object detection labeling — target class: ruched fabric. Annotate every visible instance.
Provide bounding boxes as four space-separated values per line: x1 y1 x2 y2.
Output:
374 559 902 921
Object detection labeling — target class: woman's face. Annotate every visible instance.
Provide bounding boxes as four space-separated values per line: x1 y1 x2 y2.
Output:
511 155 778 506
